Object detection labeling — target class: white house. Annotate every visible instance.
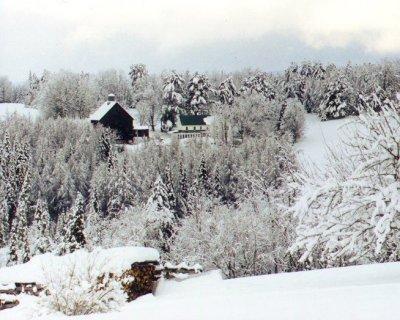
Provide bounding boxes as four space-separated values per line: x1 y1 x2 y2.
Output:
175 114 211 139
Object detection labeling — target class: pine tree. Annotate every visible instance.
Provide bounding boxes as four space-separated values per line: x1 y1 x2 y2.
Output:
318 77 350 120
129 63 148 88
107 159 135 217
145 175 175 252
186 73 210 114
215 77 238 105
59 192 86 255
15 140 30 190
7 170 31 265
162 71 185 129
0 198 8 247
186 177 201 215
176 161 189 218
240 72 275 100
31 197 51 255
1 132 17 230
98 131 112 163
198 157 212 196
164 164 177 216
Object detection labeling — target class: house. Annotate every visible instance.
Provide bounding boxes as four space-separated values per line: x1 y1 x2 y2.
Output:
90 94 149 143
175 114 211 139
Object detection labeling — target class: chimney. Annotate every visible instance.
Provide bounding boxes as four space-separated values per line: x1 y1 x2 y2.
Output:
107 94 116 102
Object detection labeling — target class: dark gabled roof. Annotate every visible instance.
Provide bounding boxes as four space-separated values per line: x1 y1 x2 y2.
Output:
179 115 208 126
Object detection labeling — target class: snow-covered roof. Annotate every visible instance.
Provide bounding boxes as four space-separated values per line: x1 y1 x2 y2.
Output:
89 101 116 121
127 108 138 119
89 101 133 122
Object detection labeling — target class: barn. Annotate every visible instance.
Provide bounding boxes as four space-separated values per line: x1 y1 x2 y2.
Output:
90 94 149 142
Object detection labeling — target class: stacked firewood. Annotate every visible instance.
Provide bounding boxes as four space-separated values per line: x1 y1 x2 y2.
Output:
162 262 203 280
0 282 44 311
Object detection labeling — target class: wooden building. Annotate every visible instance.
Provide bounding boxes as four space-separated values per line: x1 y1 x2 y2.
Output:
175 114 210 139
90 94 149 143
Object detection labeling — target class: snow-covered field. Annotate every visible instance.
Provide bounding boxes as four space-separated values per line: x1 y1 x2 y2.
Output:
296 114 357 168
0 103 40 121
2 261 399 320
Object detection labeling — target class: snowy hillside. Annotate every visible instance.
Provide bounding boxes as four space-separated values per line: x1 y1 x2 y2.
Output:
0 103 40 121
2 261 399 320
296 114 357 167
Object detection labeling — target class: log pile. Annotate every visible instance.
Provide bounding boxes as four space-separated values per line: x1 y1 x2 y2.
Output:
0 298 19 310
119 261 162 301
162 262 203 280
0 282 44 311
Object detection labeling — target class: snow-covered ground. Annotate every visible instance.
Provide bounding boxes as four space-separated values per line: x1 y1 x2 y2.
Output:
0 103 40 121
2 261 399 320
296 114 357 168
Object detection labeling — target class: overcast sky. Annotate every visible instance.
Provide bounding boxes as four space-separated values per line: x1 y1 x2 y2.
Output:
1 0 400 82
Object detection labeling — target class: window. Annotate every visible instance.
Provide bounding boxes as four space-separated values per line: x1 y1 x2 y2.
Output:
194 126 196 130
200 126 202 130
186 127 188 131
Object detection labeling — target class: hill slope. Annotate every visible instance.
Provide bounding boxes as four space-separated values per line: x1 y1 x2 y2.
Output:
2 261 399 320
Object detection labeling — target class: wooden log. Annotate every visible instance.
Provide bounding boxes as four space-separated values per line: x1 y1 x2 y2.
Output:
0 298 19 311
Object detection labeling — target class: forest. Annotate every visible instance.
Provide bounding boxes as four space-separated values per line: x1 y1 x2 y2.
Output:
0 59 400 278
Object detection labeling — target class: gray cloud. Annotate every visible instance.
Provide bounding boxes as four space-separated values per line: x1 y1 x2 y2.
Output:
1 0 399 81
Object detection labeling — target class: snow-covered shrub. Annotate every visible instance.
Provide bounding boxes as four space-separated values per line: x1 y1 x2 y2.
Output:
169 195 294 278
86 206 147 249
280 98 306 142
38 70 96 118
291 104 400 265
38 249 126 316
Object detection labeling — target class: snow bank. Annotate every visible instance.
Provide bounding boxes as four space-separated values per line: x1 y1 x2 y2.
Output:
2 261 400 319
0 247 159 284
0 103 40 121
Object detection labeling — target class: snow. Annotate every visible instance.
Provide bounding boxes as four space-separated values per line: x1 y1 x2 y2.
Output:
296 114 358 168
0 246 159 284
2 261 400 319
0 103 40 121
89 101 118 121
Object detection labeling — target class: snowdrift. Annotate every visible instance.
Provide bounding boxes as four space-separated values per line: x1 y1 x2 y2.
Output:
1 260 400 319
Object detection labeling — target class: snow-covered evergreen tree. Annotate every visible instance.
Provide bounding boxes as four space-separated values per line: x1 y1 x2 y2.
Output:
0 76 13 103
241 72 275 100
0 198 8 247
318 76 351 120
198 157 212 196
164 164 177 216
30 197 51 255
106 159 135 217
214 77 238 105
162 71 185 129
8 170 31 265
129 63 148 88
186 73 210 114
59 192 86 255
145 175 175 252
176 160 189 218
